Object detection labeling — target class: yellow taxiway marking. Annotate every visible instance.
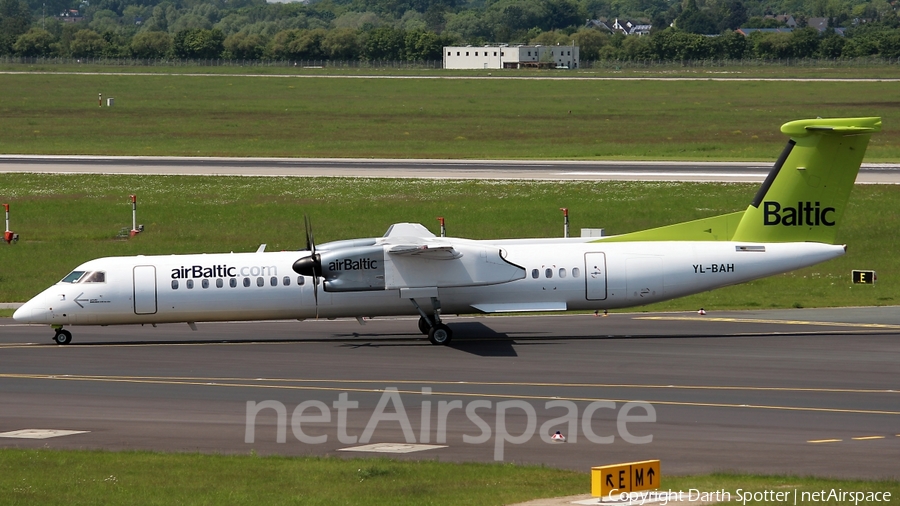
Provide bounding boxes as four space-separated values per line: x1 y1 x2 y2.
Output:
636 316 900 330
851 436 886 440
807 439 842 443
0 373 898 416
0 373 894 395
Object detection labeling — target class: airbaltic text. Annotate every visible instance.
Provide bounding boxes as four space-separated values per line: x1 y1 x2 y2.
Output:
328 258 379 271
763 201 835 226
171 264 277 279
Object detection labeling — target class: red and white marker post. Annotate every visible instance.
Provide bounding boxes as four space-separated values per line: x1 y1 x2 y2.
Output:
560 207 569 238
437 216 446 237
3 204 17 244
129 195 141 237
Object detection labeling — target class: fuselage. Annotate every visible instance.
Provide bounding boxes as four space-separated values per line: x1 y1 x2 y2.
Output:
13 238 845 327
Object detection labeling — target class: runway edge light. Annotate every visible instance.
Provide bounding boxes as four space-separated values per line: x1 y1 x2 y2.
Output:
591 460 660 497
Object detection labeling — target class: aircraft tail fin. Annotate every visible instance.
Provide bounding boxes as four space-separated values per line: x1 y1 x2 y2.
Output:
597 117 880 245
730 117 880 244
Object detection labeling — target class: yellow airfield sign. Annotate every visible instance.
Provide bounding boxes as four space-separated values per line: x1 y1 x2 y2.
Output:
591 460 661 497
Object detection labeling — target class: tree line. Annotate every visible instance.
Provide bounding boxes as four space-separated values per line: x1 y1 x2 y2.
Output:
1 0 899 61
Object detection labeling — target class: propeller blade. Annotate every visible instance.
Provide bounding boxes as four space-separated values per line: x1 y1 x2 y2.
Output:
301 215 319 319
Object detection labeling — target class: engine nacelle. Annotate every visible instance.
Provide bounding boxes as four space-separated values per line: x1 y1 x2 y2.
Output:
320 245 386 292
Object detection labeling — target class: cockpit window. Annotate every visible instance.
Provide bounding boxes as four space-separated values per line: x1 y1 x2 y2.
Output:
61 271 86 283
82 271 106 283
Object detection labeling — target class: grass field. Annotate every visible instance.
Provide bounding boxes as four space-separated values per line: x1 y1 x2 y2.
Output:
1 174 897 309
1 72 898 160
1 449 897 505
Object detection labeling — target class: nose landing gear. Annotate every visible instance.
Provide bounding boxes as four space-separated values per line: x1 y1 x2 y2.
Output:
53 328 72 345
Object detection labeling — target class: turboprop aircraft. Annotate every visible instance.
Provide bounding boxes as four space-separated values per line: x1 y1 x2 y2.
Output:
14 117 881 345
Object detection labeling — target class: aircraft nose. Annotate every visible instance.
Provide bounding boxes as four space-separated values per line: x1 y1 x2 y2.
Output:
13 299 44 324
13 304 33 322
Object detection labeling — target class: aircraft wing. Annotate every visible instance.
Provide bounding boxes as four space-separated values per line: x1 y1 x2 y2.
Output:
387 244 461 259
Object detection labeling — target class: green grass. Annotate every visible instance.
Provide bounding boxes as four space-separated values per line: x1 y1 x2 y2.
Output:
1 449 897 505
1 174 897 310
1 73 899 160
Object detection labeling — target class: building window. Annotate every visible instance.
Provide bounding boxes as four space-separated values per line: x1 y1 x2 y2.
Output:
447 51 451 56
501 52 504 56
243 278 250 287
532 269 539 279
475 51 478 56
545 268 553 279
567 51 571 55
456 51 460 56
493 52 497 56
528 51 531 56
201 279 209 289
171 280 178 290
230 278 237 288
186 279 194 289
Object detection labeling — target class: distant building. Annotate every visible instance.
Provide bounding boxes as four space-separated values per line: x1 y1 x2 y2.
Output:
612 18 652 36
585 18 651 35
585 19 613 32
57 9 83 23
443 45 580 70
806 17 846 35
770 14 798 27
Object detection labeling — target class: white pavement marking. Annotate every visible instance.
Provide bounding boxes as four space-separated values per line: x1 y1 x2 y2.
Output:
337 443 447 453
0 429 89 439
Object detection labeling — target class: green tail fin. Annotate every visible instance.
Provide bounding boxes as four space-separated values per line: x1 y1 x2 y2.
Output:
597 117 880 245
731 117 880 244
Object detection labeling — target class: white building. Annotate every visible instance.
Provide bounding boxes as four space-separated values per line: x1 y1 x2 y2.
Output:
443 45 580 70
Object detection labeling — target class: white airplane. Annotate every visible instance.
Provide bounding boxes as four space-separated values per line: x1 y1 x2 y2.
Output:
14 117 881 345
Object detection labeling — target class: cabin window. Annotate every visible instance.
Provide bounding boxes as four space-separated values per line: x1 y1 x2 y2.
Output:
257 277 264 287
216 278 223 288
572 267 580 278
201 279 209 289
559 268 566 278
531 269 539 279
297 276 305 286
82 271 105 283
171 280 178 289
283 276 291 286
545 268 553 279
186 279 194 289
230 278 237 288
243 278 250 287
270 276 278 287
61 271 86 283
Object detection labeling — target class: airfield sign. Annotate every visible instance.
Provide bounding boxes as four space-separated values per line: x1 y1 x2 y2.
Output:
591 460 661 497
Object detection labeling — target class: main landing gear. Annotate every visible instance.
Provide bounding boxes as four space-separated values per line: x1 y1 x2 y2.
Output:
411 297 453 345
53 327 72 345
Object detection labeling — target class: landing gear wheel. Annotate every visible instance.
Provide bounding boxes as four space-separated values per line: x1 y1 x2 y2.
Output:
53 329 72 345
418 316 431 335
428 323 452 345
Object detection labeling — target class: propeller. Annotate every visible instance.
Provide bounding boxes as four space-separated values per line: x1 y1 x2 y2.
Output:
293 216 322 317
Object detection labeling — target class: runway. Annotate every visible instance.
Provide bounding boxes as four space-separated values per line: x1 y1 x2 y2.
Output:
2 155 900 183
2 308 898 478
